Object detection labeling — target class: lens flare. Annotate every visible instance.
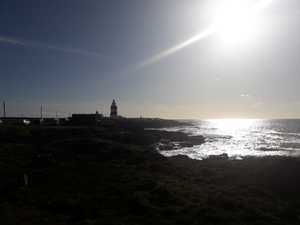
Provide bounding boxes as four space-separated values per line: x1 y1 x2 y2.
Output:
136 26 216 70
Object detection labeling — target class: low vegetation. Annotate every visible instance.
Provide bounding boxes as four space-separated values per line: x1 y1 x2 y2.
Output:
0 124 300 225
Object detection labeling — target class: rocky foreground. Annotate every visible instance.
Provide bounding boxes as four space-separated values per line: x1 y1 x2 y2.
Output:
0 123 300 225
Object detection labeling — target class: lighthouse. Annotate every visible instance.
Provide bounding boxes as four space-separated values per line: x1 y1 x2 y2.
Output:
110 99 118 118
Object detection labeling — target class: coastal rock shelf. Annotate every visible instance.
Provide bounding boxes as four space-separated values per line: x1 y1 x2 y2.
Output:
1 123 300 225
153 134 205 151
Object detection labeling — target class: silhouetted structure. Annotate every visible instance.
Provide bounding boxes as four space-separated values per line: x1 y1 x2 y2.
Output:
110 99 118 118
2 101 6 119
41 118 59 126
0 117 32 125
71 111 103 125
40 105 43 121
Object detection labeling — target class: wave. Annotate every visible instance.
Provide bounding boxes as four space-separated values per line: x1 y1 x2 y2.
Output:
155 119 300 160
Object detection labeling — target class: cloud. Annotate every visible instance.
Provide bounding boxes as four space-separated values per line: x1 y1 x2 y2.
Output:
0 35 106 58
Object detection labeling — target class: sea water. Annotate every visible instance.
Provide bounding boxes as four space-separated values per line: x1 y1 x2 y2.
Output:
159 119 300 160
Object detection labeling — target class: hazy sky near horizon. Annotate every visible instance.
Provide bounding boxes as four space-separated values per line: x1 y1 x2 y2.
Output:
1 0 300 119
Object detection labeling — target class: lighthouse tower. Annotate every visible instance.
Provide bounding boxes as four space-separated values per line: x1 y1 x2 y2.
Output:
110 99 118 118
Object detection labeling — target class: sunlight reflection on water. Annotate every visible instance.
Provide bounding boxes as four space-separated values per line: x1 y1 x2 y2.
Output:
159 119 300 160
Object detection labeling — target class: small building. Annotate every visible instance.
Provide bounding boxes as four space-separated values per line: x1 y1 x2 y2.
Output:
110 100 118 118
0 117 30 125
40 118 59 126
71 111 103 125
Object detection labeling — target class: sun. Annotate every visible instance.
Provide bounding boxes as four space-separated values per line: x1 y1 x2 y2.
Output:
212 0 261 46
136 0 273 69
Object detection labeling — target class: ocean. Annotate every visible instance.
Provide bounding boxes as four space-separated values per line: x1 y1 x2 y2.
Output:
159 119 300 160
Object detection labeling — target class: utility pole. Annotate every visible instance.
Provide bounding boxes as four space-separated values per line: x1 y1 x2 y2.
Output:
55 111 59 125
40 105 43 120
2 101 6 119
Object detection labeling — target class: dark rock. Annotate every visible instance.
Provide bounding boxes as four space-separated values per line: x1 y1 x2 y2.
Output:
1 124 300 225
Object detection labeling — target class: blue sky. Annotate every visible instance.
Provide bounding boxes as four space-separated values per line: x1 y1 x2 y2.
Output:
1 0 300 118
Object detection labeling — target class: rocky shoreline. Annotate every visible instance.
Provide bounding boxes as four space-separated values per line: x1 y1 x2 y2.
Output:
0 123 300 225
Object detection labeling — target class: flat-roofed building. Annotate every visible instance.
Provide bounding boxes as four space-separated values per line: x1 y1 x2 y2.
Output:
71 111 103 125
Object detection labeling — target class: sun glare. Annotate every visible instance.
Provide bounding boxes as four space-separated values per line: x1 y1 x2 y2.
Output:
207 119 259 134
211 0 262 46
136 0 273 70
